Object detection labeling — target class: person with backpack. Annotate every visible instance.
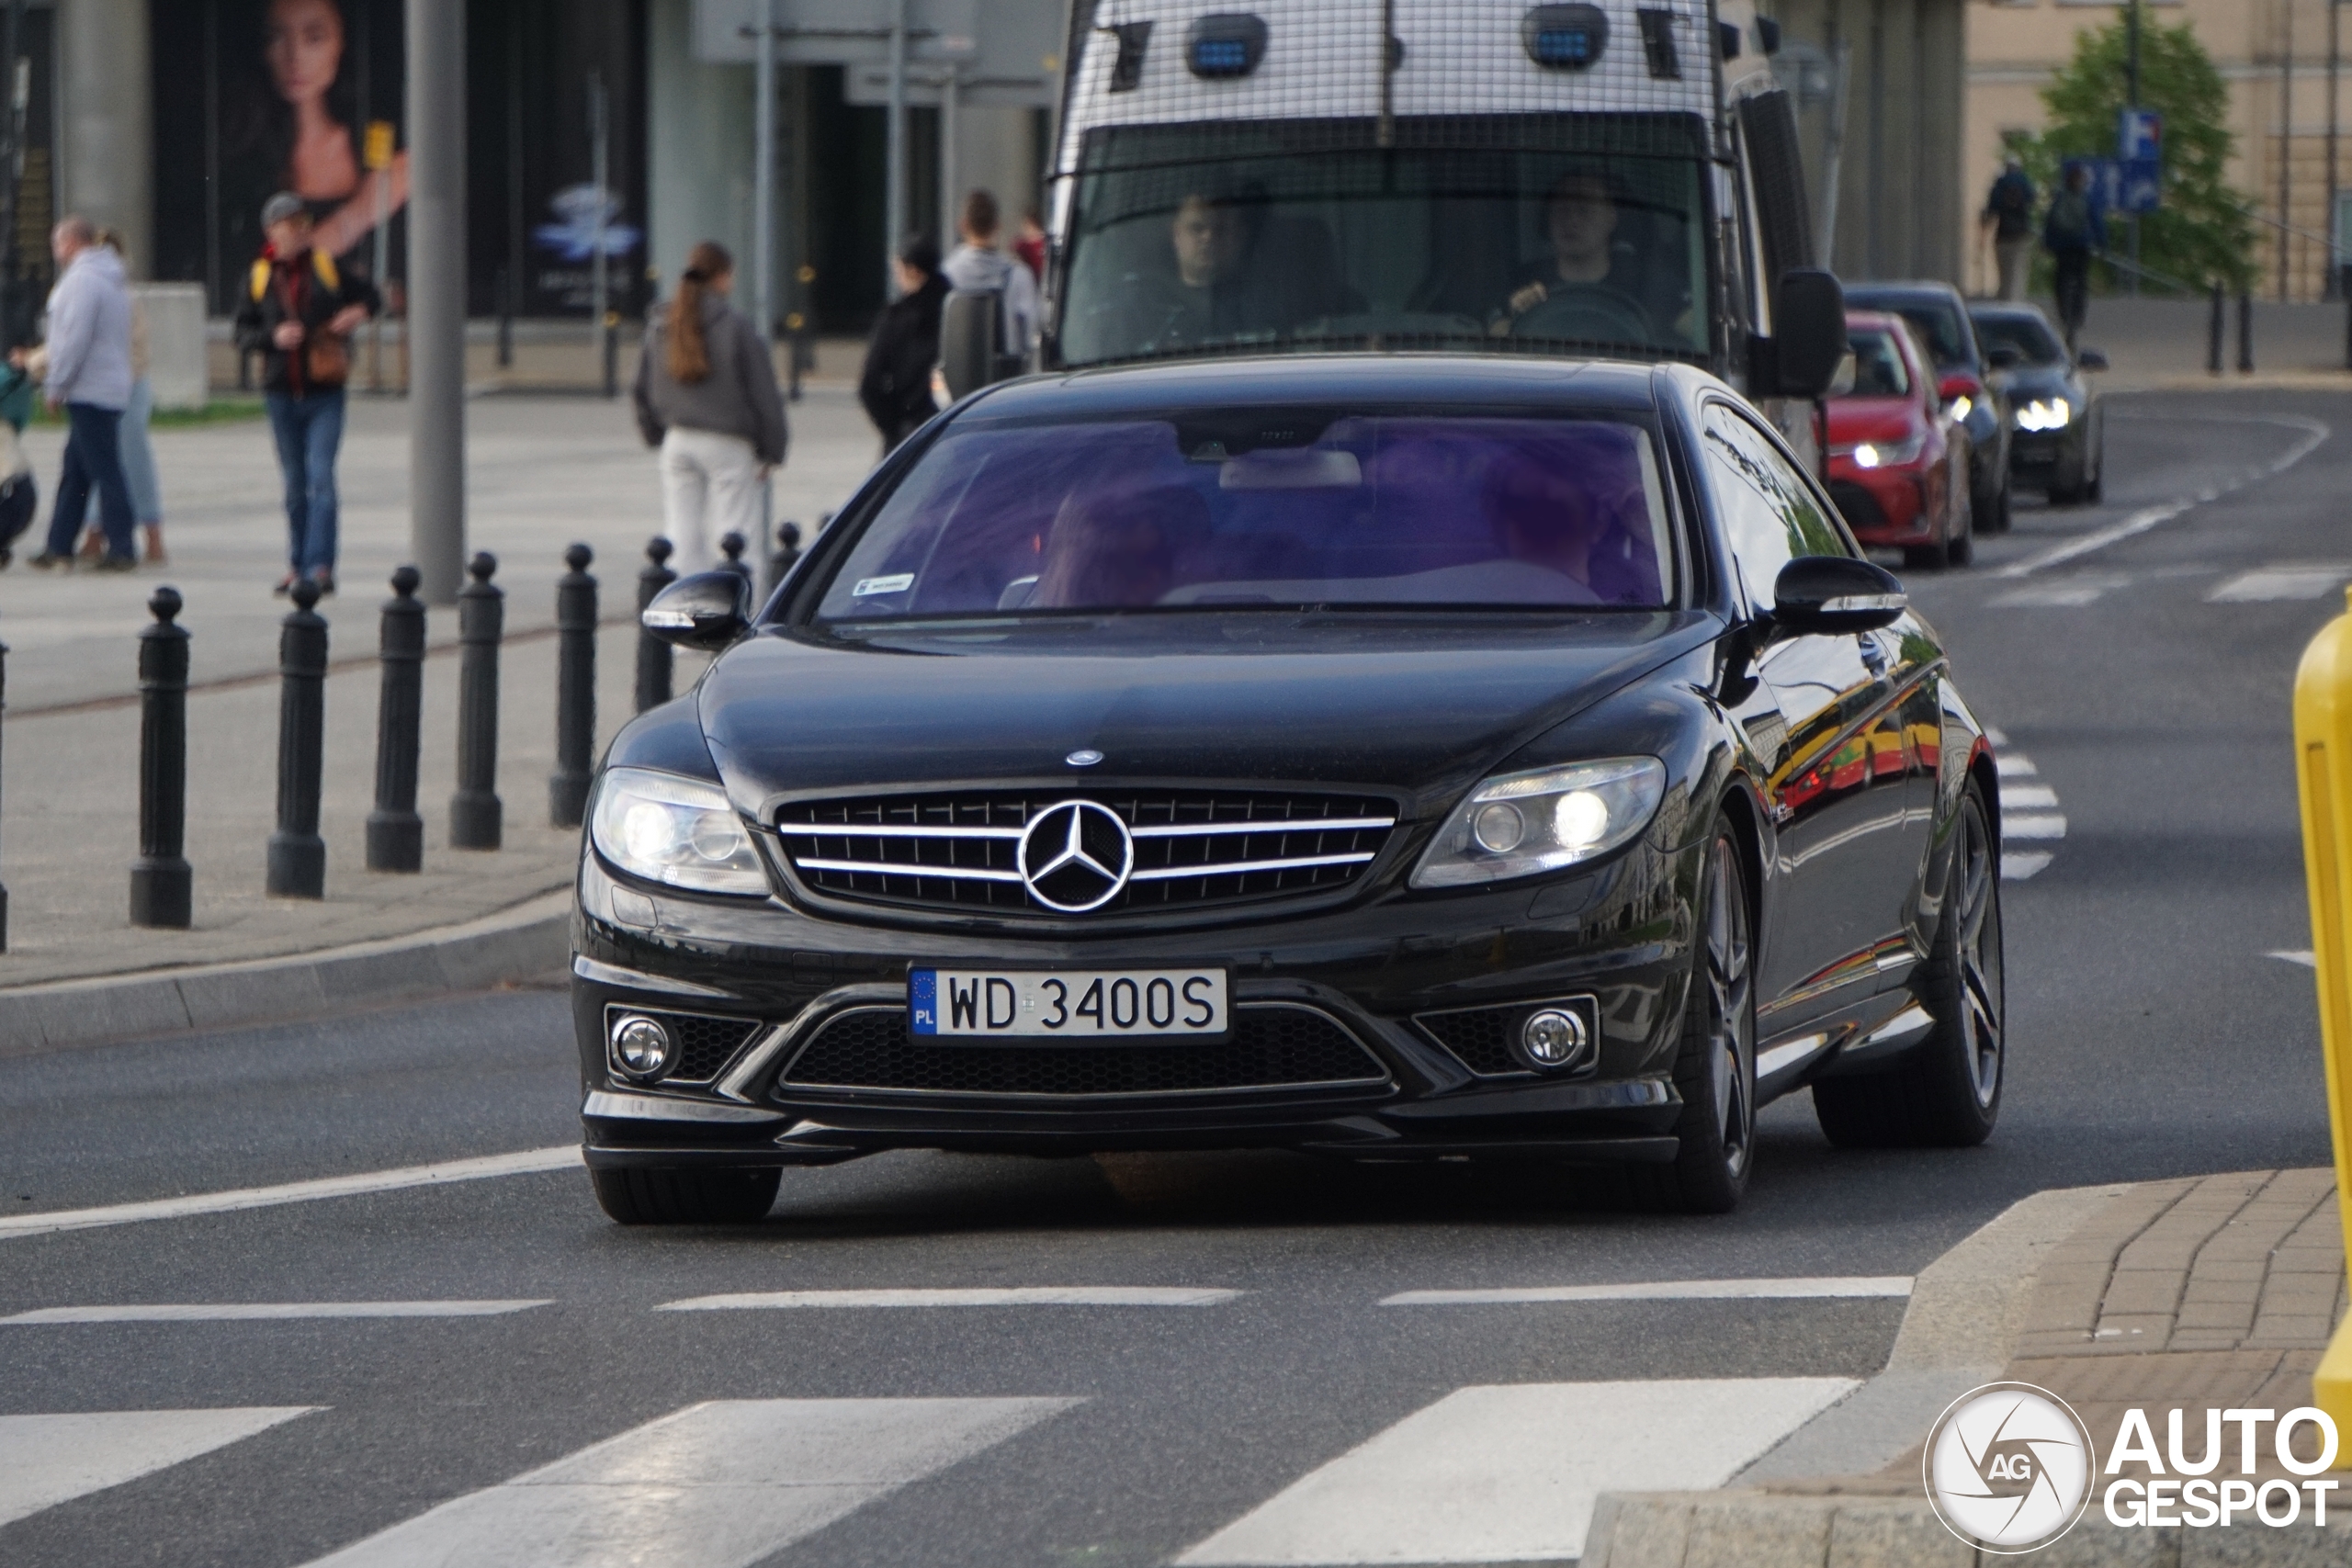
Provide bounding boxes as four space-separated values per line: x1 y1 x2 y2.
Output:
233 191 379 594
1981 156 2036 301
942 189 1038 361
632 239 787 575
2043 162 2105 350
859 235 948 453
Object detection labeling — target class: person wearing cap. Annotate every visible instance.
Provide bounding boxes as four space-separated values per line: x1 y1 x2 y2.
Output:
232 189 379 594
22 215 137 570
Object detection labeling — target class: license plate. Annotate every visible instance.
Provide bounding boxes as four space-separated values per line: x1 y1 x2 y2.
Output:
910 968 1228 1038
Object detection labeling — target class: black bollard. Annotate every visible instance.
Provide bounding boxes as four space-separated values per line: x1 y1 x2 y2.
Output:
130 587 193 929
550 542 597 828
449 551 503 850
0 637 8 952
770 521 803 587
2209 281 2225 377
367 566 426 872
266 579 329 898
635 536 676 714
719 530 752 584
2238 289 2256 374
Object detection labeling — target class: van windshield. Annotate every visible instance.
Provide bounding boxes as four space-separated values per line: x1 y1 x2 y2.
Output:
813 412 1679 621
1057 115 1712 367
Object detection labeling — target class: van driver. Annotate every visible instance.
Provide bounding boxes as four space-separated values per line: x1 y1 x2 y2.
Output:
1493 169 1665 347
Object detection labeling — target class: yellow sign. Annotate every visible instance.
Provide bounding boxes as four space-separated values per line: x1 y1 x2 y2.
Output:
364 120 395 172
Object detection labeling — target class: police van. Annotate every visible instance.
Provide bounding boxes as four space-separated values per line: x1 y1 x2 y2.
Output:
944 0 1845 419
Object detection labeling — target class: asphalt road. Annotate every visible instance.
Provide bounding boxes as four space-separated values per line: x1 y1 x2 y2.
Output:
1 388 2344 1566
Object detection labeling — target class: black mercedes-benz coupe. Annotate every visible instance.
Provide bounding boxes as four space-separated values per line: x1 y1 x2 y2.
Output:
573 355 2005 1222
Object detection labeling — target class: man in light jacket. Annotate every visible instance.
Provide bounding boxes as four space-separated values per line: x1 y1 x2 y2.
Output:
27 215 136 570
942 189 1038 361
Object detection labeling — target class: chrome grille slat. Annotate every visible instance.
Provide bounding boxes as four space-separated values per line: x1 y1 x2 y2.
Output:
775 788 1398 916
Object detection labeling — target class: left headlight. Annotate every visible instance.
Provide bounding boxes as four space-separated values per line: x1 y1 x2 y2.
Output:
589 768 769 895
1411 758 1668 889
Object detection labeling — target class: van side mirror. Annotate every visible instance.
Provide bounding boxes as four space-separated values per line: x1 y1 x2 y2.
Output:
2076 346 2109 372
1764 269 1848 400
641 570 752 650
939 289 1000 402
1767 556 1906 638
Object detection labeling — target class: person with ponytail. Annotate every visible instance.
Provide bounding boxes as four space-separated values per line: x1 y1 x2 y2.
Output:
632 240 786 574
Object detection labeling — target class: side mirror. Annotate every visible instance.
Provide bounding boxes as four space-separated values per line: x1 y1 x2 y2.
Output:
1768 556 1907 637
1985 344 2023 371
940 288 1023 401
2076 346 2109 372
1766 269 1848 400
642 570 752 651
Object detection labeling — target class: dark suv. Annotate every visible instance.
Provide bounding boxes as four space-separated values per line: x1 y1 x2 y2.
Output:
1843 282 2016 538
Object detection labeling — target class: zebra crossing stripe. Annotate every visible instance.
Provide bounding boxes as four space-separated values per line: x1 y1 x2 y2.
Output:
0 1407 320 1529
294 1397 1080 1568
1174 1378 1855 1565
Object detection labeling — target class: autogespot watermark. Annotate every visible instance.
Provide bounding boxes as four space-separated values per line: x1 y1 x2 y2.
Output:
1923 1383 2344 1552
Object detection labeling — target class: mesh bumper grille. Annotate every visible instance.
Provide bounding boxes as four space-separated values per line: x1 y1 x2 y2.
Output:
778 1005 1389 1098
605 1007 763 1086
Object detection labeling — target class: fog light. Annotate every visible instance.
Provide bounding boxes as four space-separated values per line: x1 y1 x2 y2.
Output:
611 1015 673 1079
1521 1009 1588 1069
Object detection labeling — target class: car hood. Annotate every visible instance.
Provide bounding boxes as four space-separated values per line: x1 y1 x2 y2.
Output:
1826 398 1921 443
695 612 1719 819
1997 365 2079 399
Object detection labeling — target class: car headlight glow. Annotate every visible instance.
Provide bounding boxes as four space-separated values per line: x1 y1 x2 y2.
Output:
1411 758 1668 888
2015 397 2073 432
589 767 769 895
1946 395 1973 423
1845 433 1926 469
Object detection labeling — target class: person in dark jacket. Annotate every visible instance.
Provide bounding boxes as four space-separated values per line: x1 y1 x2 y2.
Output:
232 190 379 593
2043 162 2106 351
859 235 948 452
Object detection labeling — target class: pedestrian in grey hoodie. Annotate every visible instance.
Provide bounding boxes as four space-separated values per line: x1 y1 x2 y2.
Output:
941 190 1037 361
26 215 136 570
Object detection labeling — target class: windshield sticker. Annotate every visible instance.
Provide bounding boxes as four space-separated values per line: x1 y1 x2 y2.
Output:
854 574 916 597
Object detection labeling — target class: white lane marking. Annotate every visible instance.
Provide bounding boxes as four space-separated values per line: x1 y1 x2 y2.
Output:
2206 564 2352 602
1986 578 2125 608
1984 728 2009 747
1175 1379 1856 1566
295 1397 1079 1568
0 1145 581 1242
2271 950 2319 968
0 1407 320 1528
2000 784 2060 810
2002 852 2054 882
1 1301 551 1324
1994 413 2330 579
659 1287 1239 1311
2005 813 2068 840
1379 1278 1911 1306
1996 754 2038 778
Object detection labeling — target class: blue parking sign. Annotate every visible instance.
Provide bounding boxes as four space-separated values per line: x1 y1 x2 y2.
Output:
2119 108 2163 163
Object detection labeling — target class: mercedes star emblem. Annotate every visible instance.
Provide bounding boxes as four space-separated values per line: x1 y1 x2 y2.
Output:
1017 799 1134 912
1066 749 1104 767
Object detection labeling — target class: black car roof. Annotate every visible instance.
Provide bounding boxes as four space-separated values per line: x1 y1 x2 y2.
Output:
1966 300 2052 320
967 355 1664 421
1844 282 1968 306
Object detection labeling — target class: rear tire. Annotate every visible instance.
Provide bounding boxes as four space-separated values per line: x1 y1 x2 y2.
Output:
1814 785 2004 1149
1633 832 1757 1213
1904 545 1946 572
591 1165 783 1224
1944 509 1973 568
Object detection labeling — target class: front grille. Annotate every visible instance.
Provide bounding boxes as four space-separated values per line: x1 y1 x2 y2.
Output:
777 1004 1389 1098
606 1006 763 1085
775 789 1396 916
1828 480 1888 529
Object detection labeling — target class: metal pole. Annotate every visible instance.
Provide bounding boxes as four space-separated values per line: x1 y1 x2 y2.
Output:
265 580 328 899
590 72 612 398
506 2 523 360
407 0 467 604
2286 0 2300 301
940 67 957 249
367 564 426 872
886 0 909 299
2126 0 2143 296
753 0 776 344
130 587 192 930
371 124 391 389
1817 39 1851 269
2332 0 2343 299
549 543 597 829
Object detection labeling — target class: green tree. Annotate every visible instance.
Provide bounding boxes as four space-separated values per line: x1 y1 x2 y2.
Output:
2016 16 2254 292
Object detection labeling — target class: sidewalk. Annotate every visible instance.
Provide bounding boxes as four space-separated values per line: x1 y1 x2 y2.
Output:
1583 1169 2352 1565
0 385 889 1040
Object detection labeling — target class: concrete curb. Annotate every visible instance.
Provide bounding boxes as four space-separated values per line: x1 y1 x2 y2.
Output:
0 889 571 1055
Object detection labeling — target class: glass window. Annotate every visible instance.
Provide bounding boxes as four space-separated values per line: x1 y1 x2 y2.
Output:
1058 115 1711 367
1969 311 2068 367
1847 292 1971 369
813 413 1679 620
1702 403 1850 607
1842 329 1910 398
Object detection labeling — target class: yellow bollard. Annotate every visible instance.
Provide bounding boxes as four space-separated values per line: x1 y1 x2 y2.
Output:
2295 585 2352 1456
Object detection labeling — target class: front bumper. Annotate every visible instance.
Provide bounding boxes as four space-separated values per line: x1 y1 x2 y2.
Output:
1828 468 1932 543
571 840 1702 1169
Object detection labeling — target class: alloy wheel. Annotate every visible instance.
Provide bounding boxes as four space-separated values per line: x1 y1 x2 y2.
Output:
1704 839 1757 1179
1956 806 2005 1108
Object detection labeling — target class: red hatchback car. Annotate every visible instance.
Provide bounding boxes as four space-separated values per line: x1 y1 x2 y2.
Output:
1826 311 1974 570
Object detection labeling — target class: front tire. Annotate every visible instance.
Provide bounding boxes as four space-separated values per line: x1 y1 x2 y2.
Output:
592 1165 783 1224
1636 832 1757 1213
1814 784 2005 1148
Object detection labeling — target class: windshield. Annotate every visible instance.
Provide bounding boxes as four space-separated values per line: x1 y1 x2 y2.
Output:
1841 330 1911 398
1847 293 1972 369
1972 311 2068 367
814 413 1678 620
1057 115 1711 368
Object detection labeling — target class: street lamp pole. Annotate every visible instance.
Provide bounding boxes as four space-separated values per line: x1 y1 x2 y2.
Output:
407 0 467 604
885 0 908 299
2330 0 2343 299
752 0 775 342
2127 0 2143 296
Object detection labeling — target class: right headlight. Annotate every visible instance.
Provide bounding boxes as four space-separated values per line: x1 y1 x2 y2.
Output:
1410 757 1667 889
589 768 769 895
